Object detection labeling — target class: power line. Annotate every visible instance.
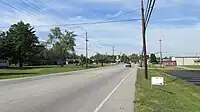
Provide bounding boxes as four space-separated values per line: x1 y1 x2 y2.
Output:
19 0 62 23
0 0 67 27
0 0 39 19
145 0 152 22
66 26 114 48
0 18 140 29
19 0 46 15
77 35 111 48
145 0 156 27
34 0 65 22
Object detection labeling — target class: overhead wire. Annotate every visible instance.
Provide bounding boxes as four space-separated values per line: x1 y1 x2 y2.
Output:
0 1 140 54
145 0 156 27
0 0 40 19
18 0 47 15
34 0 66 22
0 18 140 29
19 0 61 23
144 0 152 22
83 8 140 49
39 8 140 49
88 8 141 47
76 35 106 48
2 0 67 25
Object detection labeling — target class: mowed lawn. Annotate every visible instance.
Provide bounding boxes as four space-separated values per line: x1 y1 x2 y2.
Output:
148 64 161 68
0 64 102 79
135 69 200 112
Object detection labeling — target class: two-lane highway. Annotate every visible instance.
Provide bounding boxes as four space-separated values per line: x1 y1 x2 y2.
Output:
0 64 136 112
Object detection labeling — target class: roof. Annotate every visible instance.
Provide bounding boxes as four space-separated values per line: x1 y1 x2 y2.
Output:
161 60 176 63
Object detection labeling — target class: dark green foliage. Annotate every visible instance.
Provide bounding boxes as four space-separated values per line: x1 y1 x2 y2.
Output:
0 21 42 67
150 53 158 64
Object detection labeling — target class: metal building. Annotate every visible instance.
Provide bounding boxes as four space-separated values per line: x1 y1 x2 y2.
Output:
173 56 200 66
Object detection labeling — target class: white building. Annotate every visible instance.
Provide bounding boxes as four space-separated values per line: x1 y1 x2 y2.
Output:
0 57 9 67
173 56 200 66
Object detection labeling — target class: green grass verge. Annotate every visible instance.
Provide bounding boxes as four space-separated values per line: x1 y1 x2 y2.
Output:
184 65 200 69
148 64 161 68
0 64 104 79
135 69 200 112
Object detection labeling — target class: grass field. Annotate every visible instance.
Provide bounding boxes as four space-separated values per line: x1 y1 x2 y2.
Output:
0 64 104 79
135 69 200 112
148 64 161 68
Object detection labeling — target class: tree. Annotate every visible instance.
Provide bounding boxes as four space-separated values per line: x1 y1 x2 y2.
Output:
163 56 168 59
121 54 129 63
48 27 76 67
0 31 7 56
129 53 140 63
146 55 150 60
80 54 86 65
6 21 40 67
150 53 157 64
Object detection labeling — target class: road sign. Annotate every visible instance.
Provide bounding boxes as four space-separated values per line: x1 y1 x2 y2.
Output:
151 77 164 86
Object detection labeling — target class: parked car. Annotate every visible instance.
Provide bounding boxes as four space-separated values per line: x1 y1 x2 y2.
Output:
125 63 131 67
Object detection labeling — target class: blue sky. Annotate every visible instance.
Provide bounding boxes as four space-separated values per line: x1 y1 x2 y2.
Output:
0 0 200 57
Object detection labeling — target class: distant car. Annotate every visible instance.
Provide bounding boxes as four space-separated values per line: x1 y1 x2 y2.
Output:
111 63 116 65
125 63 131 67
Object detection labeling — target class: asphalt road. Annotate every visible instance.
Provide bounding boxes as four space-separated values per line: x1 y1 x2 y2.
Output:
0 64 136 112
165 70 200 85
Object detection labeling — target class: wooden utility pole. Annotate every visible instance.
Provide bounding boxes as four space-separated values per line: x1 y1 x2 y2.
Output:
86 31 88 68
141 0 148 79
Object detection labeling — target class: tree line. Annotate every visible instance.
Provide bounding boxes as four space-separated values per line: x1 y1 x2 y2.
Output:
0 21 141 68
0 21 78 68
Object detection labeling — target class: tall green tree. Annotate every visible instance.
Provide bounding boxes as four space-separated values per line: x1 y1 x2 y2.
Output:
0 31 6 56
121 54 129 62
48 27 76 67
150 53 157 64
6 21 40 67
80 54 86 65
129 53 140 63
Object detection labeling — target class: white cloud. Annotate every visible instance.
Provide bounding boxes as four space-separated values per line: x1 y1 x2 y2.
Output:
106 11 122 18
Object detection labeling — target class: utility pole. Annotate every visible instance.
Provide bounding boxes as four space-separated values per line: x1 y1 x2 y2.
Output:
159 39 162 68
140 49 143 67
112 46 115 62
141 0 148 79
86 31 88 68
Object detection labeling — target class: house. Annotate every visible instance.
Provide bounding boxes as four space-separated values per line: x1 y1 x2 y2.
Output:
0 57 9 67
172 56 200 66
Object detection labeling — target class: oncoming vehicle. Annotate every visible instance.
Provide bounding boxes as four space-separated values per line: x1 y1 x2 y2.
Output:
125 62 131 67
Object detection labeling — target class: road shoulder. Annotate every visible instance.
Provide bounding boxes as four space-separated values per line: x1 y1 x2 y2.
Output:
98 68 137 112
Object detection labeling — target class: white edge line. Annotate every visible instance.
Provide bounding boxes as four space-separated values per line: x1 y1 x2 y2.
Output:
93 71 131 112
